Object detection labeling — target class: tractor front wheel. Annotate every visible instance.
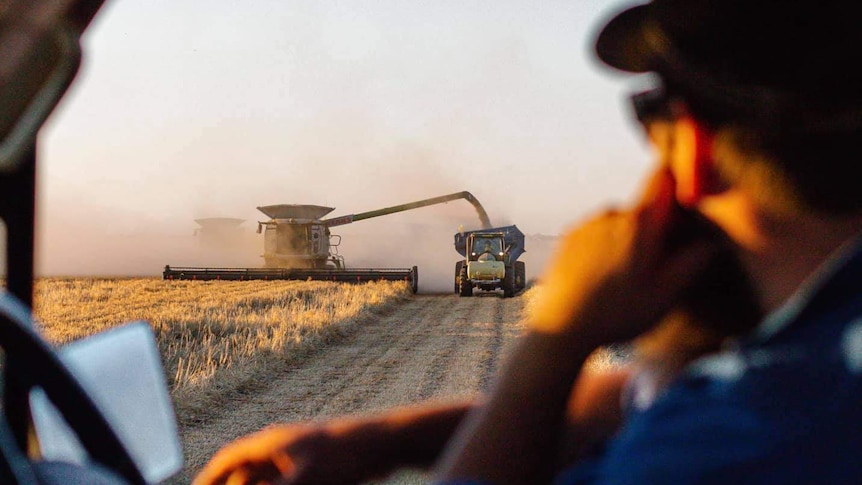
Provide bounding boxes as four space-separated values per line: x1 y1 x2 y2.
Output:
458 267 473 297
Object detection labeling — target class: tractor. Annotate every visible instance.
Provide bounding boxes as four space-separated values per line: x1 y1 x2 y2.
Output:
454 225 526 298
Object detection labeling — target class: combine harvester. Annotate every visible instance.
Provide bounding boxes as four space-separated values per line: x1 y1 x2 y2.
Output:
164 191 492 293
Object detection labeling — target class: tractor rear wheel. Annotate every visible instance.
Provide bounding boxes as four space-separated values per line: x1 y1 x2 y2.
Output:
411 266 419 294
502 269 515 298
454 261 464 294
458 267 473 297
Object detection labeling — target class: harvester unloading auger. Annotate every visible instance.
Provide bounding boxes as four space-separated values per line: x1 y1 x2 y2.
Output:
163 191 492 293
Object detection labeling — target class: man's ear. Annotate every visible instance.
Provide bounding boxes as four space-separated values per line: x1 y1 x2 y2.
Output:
670 115 719 207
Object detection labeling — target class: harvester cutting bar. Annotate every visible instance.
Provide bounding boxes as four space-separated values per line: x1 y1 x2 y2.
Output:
162 265 419 293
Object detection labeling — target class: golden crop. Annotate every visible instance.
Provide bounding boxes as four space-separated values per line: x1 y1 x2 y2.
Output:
32 278 413 424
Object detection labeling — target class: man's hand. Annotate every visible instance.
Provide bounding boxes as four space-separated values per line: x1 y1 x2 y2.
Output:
191 423 367 485
530 167 718 345
193 401 472 485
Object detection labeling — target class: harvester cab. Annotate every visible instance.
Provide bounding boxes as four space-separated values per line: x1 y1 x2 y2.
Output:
454 225 526 298
255 204 343 269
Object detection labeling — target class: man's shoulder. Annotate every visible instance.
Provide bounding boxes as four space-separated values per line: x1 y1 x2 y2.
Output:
681 240 862 406
587 338 862 484
680 308 862 416
586 309 862 484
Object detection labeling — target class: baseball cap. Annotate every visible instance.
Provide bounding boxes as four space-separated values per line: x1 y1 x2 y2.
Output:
593 0 862 128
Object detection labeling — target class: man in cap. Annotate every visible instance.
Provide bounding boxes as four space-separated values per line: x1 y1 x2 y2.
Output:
434 0 862 483
194 1 862 483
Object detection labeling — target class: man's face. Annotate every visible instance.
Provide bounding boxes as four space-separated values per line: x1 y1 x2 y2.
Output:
633 91 763 335
635 98 703 206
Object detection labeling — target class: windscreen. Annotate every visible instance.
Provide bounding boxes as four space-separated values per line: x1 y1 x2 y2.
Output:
472 237 502 258
277 224 310 255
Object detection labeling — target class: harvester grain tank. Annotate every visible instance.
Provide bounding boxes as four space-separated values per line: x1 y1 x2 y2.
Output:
454 225 525 297
164 191 492 294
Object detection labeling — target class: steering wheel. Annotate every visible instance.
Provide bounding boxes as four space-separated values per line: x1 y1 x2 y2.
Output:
0 292 146 485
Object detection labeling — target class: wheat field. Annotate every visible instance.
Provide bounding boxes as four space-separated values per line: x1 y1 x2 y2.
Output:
24 278 623 427
31 278 414 425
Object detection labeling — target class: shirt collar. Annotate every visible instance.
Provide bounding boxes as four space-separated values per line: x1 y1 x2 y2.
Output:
753 231 862 341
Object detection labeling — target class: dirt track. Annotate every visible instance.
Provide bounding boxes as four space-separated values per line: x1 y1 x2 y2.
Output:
171 292 528 484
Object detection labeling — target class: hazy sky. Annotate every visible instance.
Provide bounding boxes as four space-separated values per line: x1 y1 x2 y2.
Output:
30 0 658 278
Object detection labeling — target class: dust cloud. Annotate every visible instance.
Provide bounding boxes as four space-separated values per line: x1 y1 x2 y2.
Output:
33 184 559 293
36 121 563 283
30 1 651 283
35 200 262 277
37 112 572 282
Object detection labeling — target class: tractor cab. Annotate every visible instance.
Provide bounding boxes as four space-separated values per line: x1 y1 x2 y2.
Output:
469 234 505 262
464 233 507 289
